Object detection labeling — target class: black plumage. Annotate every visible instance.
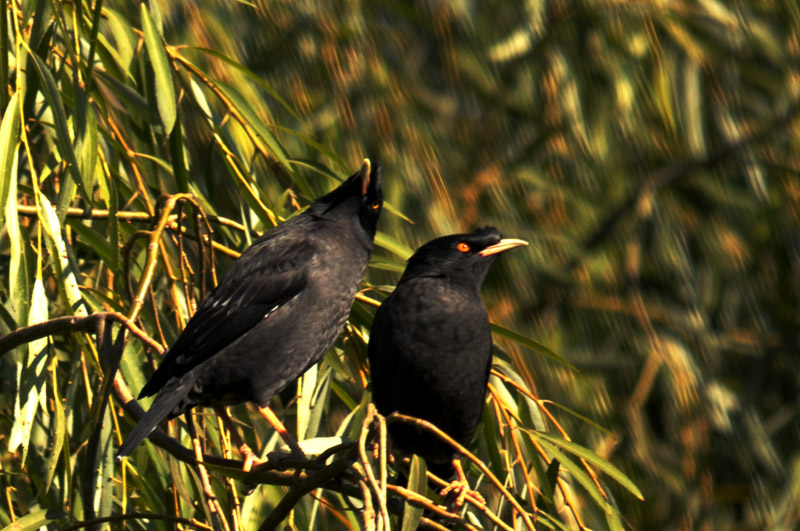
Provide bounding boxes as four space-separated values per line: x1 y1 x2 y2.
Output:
118 160 383 461
368 227 527 503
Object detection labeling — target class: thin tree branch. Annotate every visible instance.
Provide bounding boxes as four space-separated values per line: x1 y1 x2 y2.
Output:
0 312 164 355
59 512 214 531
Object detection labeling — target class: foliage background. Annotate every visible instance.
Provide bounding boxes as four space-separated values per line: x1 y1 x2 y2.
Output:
1 0 799 529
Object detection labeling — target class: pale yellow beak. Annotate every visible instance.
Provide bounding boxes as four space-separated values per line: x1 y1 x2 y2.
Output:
359 158 371 195
479 238 529 257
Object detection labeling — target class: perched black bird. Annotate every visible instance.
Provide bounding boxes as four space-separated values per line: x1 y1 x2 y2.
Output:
118 160 383 467
368 227 527 505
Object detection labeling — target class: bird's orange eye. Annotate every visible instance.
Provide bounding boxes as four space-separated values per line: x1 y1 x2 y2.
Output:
457 242 470 253
371 200 381 210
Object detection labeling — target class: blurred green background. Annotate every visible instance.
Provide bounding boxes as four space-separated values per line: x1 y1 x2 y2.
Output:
1 0 799 529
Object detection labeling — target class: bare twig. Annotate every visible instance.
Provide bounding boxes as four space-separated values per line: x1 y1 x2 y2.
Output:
358 404 391 530
385 484 483 530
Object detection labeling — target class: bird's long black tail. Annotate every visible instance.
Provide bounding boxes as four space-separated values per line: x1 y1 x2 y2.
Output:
117 387 189 459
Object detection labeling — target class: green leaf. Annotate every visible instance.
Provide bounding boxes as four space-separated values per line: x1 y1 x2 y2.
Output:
0 92 20 228
532 436 625 531
94 69 153 119
527 430 644 500
7 276 49 463
26 49 88 203
74 90 98 200
4 149 28 324
401 455 427 531
183 46 299 120
296 363 317 442
66 219 115 266
374 231 414 260
43 357 66 494
141 2 176 133
211 77 292 173
491 323 577 371
368 254 407 273
37 194 88 317
0 509 66 531
169 103 189 192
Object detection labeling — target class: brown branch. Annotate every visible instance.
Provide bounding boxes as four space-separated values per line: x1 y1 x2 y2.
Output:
386 484 482 530
15 204 249 233
0 312 164 355
358 404 390 529
59 512 214 531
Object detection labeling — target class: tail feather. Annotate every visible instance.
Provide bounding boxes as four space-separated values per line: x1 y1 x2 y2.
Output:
117 386 189 459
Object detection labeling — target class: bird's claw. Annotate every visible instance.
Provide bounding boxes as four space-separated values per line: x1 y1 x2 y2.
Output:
440 480 485 507
239 443 264 473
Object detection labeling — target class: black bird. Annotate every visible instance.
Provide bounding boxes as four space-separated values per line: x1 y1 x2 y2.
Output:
118 160 383 468
368 227 527 505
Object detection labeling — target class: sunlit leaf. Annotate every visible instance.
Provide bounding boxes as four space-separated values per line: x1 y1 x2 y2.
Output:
0 92 20 228
141 2 176 133
0 509 66 531
528 430 644 500
401 455 427 531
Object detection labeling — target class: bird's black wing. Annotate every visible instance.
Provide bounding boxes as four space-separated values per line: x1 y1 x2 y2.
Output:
138 232 315 398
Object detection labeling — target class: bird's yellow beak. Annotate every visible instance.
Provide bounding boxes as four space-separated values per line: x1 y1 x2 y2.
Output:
479 238 528 257
359 158 371 195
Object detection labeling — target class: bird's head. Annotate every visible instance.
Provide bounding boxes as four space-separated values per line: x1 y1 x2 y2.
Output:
401 227 528 288
311 158 383 241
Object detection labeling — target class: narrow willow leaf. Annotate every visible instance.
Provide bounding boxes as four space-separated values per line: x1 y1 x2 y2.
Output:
183 46 299 120
401 455 427 531
94 70 153 119
277 135 346 173
489 373 520 417
536 510 577 531
533 437 624 531
98 407 115 522
74 90 98 203
218 144 277 229
37 194 88 317
481 404 506 479
7 277 49 463
0 509 66 531
374 231 414 260
286 158 343 181
368 254 407 273
5 151 28 324
141 3 176 133
530 430 644 500
211 77 291 172
26 50 87 202
296 363 317 442
305 367 332 440
66 219 115 266
43 358 66 493
0 92 20 228
491 323 577 371
169 104 189 192
545 401 613 435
